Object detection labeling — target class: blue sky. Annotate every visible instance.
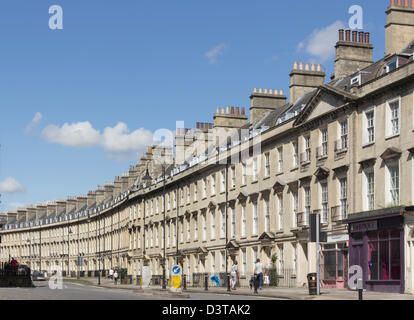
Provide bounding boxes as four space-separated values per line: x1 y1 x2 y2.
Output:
0 0 388 211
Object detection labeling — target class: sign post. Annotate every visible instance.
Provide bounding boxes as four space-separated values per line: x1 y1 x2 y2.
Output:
171 265 181 289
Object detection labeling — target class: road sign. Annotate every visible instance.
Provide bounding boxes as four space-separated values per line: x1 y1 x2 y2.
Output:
172 265 181 275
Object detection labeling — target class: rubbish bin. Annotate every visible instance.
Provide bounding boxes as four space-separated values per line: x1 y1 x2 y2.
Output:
307 273 317 295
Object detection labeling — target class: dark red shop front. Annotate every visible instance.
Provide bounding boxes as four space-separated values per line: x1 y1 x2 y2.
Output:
348 214 404 293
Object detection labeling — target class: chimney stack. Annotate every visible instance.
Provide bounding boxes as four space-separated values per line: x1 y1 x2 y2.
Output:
333 29 373 79
214 105 248 129
249 89 287 125
386 0 414 55
87 191 97 208
76 196 87 211
290 62 325 103
35 204 47 220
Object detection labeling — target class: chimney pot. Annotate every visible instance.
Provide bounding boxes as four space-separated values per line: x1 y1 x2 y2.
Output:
293 61 298 70
226 106 230 114
258 88 262 93
358 32 364 43
241 108 245 115
253 88 257 93
209 123 212 129
345 30 351 41
339 29 344 41
352 31 358 42
299 62 303 70
280 89 284 95
231 106 234 114
365 32 370 44
236 107 240 115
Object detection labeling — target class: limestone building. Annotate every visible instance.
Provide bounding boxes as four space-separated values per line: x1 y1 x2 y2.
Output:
1 0 414 294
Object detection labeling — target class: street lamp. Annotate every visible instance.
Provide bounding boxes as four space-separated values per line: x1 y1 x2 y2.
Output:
142 166 152 267
68 226 72 277
161 165 167 290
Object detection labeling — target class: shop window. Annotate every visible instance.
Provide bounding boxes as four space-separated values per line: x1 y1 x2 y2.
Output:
368 230 401 281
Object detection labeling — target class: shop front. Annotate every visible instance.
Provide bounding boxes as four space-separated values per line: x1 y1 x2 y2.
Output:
347 210 404 293
321 234 349 289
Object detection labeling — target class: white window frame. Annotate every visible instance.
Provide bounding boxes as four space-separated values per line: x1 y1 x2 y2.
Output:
321 183 328 224
339 178 348 219
252 202 258 236
230 207 235 239
386 160 400 206
210 211 216 240
363 169 375 211
386 97 401 138
241 205 246 238
202 213 207 241
253 157 258 181
220 209 225 239
265 152 270 178
278 147 283 173
339 120 348 151
363 108 375 145
320 128 328 157
277 194 283 230
264 200 270 232
293 141 299 167
304 135 311 162
220 170 225 193
293 191 298 228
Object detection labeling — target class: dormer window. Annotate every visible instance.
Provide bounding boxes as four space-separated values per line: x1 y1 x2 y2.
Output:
350 74 361 86
386 58 398 73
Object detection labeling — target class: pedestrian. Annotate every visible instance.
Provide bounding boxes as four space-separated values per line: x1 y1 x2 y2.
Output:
114 270 119 285
230 261 239 290
254 259 265 291
109 268 114 280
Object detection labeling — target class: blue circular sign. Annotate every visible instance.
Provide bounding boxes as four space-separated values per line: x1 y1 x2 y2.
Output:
172 265 181 275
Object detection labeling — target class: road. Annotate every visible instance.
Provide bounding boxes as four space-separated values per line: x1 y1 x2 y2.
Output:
0 281 280 300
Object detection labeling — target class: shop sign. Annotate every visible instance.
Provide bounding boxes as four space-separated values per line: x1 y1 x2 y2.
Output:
350 220 377 233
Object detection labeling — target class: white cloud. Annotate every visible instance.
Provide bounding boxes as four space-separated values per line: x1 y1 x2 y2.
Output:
41 121 154 160
205 44 228 64
297 21 346 62
0 177 26 194
41 122 101 148
25 112 43 133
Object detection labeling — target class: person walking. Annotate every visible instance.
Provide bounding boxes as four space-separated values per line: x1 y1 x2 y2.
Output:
113 270 119 285
109 268 114 280
230 261 239 290
254 259 265 291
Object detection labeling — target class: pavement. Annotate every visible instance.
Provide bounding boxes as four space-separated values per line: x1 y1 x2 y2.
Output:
67 278 414 300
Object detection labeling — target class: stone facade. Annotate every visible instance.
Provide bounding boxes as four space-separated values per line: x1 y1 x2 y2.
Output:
1 1 414 293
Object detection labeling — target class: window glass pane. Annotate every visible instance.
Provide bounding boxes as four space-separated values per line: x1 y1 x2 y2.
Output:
368 231 378 241
368 242 378 280
390 240 401 280
323 244 336 250
352 233 363 242
323 251 337 280
337 252 344 279
390 230 400 239
379 229 388 240
379 241 390 280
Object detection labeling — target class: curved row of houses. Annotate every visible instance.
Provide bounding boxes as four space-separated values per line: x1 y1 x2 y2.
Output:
2 1 414 294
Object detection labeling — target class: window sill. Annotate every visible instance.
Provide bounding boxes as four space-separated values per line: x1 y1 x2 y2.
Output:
251 180 258 184
240 184 247 188
385 134 400 141
276 172 284 176
263 176 270 180
291 166 299 172
362 142 375 148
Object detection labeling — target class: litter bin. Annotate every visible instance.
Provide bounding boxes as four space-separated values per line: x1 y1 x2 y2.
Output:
307 273 317 295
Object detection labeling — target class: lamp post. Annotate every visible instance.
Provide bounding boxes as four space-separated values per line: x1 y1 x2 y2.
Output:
162 165 167 290
77 214 80 280
68 226 72 277
142 166 152 269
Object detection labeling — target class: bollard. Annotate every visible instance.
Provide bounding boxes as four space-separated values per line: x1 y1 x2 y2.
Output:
183 275 187 291
357 278 363 300
204 275 208 291
227 274 231 292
